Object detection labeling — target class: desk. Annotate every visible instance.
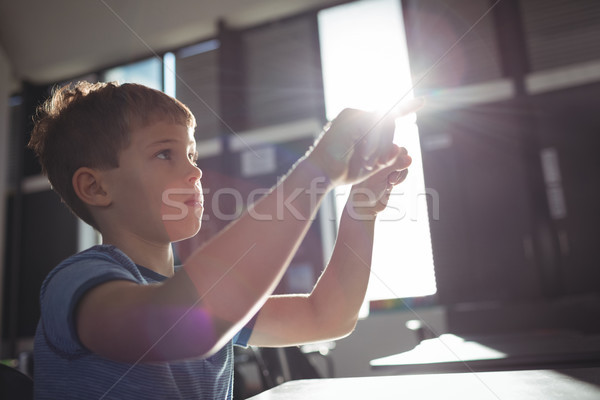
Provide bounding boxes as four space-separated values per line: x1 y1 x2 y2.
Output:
247 367 600 399
370 332 600 374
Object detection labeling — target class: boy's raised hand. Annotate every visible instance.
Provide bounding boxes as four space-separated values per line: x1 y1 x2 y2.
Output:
307 98 423 187
346 144 412 218
306 109 393 186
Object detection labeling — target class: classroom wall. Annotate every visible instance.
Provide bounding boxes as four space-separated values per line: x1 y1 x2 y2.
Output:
0 44 11 352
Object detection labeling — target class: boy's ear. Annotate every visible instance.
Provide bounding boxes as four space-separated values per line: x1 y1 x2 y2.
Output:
72 167 112 207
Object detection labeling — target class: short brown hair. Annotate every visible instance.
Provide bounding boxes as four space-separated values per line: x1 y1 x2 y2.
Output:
28 81 196 229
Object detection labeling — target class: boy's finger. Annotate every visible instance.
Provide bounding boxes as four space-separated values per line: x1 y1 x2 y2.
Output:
374 114 397 166
348 149 367 179
388 168 409 185
358 112 386 167
360 145 407 182
361 114 395 170
390 97 425 118
382 146 411 173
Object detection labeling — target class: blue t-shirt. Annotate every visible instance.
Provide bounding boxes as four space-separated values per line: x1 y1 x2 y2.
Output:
34 245 254 400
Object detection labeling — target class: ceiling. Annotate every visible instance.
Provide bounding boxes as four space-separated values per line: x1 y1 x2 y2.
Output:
0 0 341 85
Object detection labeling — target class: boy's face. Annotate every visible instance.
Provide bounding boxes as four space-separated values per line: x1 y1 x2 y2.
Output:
103 121 203 244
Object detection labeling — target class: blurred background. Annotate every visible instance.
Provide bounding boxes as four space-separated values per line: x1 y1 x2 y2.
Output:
1 0 599 396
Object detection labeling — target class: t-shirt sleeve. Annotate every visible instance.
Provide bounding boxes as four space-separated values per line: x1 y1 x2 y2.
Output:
40 258 140 357
233 311 259 348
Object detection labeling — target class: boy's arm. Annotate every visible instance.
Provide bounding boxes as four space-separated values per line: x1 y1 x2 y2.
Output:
76 109 406 362
248 147 411 347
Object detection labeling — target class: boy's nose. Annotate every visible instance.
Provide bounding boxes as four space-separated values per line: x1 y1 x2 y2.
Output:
188 164 202 184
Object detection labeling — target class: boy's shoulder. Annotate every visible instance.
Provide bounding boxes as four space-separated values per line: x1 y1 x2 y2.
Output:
58 244 131 266
41 245 146 297
48 244 134 273
37 245 149 358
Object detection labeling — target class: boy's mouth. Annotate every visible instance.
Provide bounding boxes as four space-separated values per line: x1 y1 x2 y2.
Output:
184 193 203 207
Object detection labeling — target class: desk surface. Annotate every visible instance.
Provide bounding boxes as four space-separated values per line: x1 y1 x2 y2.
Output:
247 368 600 400
370 332 600 374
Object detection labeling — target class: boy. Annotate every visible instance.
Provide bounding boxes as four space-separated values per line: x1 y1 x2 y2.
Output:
29 81 417 399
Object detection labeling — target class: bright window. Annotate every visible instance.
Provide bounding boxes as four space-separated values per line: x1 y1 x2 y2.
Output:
103 57 163 91
318 0 436 305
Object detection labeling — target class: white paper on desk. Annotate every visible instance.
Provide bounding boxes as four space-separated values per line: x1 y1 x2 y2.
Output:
383 334 507 364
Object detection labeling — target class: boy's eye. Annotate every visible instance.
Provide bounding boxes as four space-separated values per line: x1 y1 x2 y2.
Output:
188 153 199 166
156 150 171 160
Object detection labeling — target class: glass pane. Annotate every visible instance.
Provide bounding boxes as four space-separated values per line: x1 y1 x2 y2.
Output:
318 0 436 303
103 57 162 91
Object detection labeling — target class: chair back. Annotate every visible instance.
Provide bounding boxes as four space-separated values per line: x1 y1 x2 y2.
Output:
0 363 33 400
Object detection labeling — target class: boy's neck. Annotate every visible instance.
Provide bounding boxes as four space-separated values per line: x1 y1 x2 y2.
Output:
101 234 175 277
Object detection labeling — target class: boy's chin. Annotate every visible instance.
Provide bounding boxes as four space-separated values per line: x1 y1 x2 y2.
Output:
165 221 202 243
